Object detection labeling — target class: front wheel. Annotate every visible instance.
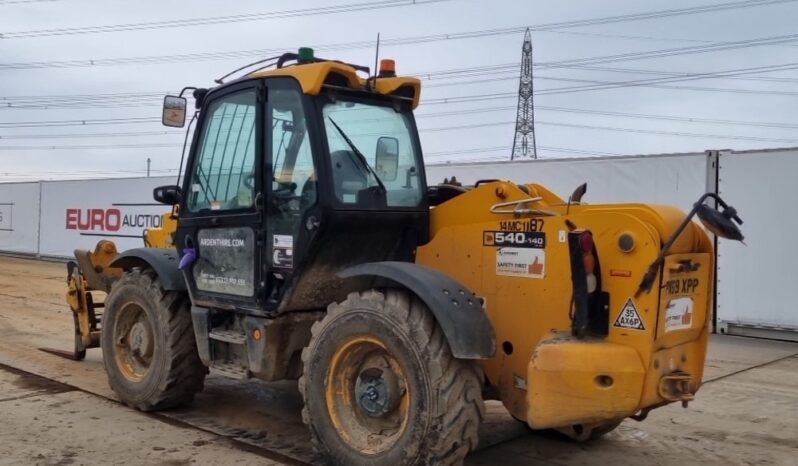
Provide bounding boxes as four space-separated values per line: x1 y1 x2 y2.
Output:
101 268 206 411
300 290 484 466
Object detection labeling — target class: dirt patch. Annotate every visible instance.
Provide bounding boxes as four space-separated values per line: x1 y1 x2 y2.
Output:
0 362 75 402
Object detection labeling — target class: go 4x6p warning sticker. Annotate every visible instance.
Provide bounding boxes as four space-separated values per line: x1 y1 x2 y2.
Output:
613 298 645 330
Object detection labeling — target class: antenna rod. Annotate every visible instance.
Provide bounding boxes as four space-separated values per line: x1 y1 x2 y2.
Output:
372 33 381 90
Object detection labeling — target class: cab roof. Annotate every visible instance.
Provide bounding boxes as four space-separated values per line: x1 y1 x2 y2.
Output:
247 60 422 109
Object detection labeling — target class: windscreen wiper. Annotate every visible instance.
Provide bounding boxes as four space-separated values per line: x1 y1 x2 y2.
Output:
327 117 387 193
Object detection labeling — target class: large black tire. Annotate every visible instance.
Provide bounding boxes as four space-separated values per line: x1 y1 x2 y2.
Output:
101 268 206 411
300 290 484 466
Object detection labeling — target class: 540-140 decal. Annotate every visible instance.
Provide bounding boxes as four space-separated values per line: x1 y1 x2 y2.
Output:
483 231 546 249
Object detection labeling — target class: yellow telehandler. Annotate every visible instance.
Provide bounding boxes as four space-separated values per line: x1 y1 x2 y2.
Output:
63 48 744 465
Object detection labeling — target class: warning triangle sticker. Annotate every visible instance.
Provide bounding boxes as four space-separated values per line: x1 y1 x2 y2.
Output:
613 298 645 330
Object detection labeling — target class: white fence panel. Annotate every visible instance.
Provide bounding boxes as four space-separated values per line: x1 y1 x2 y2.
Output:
426 152 711 213
717 149 798 340
39 176 174 258
0 182 41 254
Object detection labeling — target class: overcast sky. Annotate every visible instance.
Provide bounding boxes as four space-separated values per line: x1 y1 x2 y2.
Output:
1 0 797 181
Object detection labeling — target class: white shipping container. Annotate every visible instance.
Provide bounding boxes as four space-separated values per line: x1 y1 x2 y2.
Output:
425 152 713 213
0 182 41 255
716 148 798 340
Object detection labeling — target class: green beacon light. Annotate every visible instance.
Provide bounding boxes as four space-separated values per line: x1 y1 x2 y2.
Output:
298 47 315 64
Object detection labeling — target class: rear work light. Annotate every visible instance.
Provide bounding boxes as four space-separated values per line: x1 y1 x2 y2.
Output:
569 230 609 338
580 231 598 293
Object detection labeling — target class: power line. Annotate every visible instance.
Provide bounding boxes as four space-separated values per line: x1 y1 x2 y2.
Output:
543 28 798 49
422 69 798 95
559 64 798 84
0 168 175 176
1 0 794 66
535 65 798 96
419 119 798 143
536 106 798 129
535 121 798 143
4 97 795 139
4 116 798 151
0 91 168 103
5 37 798 104
0 0 447 39
425 145 625 158
0 130 182 140
0 0 60 4
4 57 796 107
0 143 182 150
416 104 798 130
5 65 795 111
535 32 798 71
0 116 160 128
423 63 798 86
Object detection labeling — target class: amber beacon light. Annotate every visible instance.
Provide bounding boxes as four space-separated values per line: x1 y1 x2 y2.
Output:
378 59 396 77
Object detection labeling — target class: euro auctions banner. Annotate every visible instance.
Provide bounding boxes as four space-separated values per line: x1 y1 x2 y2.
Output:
39 176 174 258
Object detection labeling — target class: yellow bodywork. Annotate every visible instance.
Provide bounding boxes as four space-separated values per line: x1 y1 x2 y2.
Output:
144 211 178 249
249 61 422 109
69 58 713 433
416 181 713 429
66 239 121 350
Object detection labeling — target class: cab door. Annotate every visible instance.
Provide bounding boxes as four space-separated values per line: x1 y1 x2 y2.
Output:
262 79 320 307
177 81 265 310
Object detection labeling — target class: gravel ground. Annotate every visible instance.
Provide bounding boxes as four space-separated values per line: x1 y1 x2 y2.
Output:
0 255 796 465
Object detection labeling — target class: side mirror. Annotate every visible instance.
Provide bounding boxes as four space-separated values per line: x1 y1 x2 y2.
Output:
696 203 744 241
153 185 181 205
162 95 187 128
375 136 399 181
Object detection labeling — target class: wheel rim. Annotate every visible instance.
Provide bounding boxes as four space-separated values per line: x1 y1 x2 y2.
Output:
325 335 411 455
113 302 154 381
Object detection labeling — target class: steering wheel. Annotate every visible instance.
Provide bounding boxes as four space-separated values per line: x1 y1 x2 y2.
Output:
271 181 302 214
273 180 298 198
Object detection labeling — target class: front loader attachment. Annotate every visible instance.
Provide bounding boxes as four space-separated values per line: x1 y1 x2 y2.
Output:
48 240 122 360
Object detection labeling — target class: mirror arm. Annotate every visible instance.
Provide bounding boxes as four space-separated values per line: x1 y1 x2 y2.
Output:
635 202 700 297
634 192 742 297
178 86 197 98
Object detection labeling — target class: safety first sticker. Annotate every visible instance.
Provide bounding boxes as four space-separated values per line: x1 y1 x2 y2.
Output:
664 297 694 332
613 298 645 330
495 247 545 278
486 227 546 279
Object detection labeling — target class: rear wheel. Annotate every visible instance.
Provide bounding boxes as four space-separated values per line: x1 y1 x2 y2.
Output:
300 290 484 466
101 268 206 411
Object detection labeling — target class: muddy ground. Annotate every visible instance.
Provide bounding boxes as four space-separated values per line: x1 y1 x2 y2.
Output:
0 255 796 465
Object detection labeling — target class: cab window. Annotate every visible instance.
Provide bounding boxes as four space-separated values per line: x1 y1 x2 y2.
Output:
267 83 317 270
187 89 257 212
322 100 423 208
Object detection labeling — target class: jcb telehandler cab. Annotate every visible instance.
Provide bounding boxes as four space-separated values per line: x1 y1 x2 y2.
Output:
63 49 744 466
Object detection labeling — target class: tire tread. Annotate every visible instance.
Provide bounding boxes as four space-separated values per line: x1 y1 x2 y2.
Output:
103 269 206 411
299 289 483 466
